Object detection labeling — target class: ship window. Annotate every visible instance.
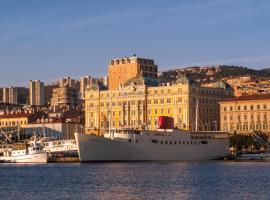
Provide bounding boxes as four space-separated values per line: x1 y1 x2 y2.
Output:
175 141 177 144
170 141 172 144
161 141 163 144
165 141 168 144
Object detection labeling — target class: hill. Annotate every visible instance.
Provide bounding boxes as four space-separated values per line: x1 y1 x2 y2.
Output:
158 65 270 85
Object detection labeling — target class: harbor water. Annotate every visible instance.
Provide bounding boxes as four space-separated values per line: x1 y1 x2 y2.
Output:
0 161 270 200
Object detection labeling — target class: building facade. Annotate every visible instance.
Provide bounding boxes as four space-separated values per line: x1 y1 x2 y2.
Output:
30 80 45 106
0 109 83 139
0 111 47 128
85 76 232 135
108 56 158 90
220 94 270 134
25 118 82 139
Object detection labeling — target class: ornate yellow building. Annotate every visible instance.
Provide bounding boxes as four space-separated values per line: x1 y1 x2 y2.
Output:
220 94 270 134
85 76 232 134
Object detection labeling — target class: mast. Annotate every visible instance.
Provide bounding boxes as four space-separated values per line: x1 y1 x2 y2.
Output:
195 99 199 131
0 130 12 143
42 125 45 139
17 127 20 142
98 90 101 136
109 91 113 139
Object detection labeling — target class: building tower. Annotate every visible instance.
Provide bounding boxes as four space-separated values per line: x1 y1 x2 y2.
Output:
9 87 18 104
2 87 10 103
108 55 158 90
80 76 93 99
30 80 45 106
50 77 79 108
59 77 76 89
2 87 18 104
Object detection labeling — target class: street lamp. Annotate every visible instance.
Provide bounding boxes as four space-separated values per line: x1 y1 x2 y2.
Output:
213 121 217 131
205 123 209 131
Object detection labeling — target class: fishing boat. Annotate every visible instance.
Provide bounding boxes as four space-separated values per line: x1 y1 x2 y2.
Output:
0 136 47 163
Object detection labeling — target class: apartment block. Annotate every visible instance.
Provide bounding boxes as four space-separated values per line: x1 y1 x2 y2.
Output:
50 86 79 108
30 80 45 106
108 55 158 90
2 87 18 104
59 77 78 89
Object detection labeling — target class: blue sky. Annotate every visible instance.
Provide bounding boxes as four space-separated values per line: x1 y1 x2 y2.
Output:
0 0 270 86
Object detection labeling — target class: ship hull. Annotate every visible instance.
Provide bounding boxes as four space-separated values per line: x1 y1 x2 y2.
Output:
0 152 48 163
75 132 229 162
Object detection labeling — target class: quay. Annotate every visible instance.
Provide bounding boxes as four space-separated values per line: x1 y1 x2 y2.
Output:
48 156 79 163
224 153 270 161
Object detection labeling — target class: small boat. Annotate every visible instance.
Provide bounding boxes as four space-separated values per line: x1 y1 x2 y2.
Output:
234 153 270 161
0 136 48 163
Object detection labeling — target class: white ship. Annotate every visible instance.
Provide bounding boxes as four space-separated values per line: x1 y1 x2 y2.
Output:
43 139 78 156
0 137 47 163
75 129 229 162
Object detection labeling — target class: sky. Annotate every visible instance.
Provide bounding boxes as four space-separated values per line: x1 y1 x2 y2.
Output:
0 0 270 86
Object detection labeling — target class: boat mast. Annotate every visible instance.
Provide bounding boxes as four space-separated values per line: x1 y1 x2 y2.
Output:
195 99 199 132
42 125 45 139
17 127 20 142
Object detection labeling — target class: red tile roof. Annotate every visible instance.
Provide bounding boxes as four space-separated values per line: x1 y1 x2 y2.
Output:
221 94 270 102
0 113 32 119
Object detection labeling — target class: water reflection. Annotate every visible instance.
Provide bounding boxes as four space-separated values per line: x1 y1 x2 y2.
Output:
0 162 270 200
